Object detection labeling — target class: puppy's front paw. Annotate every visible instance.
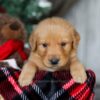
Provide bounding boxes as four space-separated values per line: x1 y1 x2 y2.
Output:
18 61 37 87
18 70 36 87
71 69 87 83
0 94 4 100
18 76 33 87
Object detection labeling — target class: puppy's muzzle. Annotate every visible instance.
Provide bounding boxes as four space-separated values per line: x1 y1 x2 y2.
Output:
49 58 59 65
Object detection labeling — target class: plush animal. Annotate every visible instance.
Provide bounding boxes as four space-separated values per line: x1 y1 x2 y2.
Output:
0 14 28 67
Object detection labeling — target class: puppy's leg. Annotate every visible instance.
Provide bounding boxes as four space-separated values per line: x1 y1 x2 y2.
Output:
70 58 87 83
18 61 37 87
0 94 4 100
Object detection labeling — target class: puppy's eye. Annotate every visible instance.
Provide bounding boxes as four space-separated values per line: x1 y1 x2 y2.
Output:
42 43 48 48
60 42 67 47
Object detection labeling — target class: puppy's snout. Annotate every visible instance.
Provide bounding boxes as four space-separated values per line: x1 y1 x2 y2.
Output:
50 58 59 65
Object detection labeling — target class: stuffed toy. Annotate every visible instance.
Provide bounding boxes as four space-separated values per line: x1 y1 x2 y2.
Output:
0 14 28 67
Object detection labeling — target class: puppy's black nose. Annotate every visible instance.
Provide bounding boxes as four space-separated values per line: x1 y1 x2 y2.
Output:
50 58 59 65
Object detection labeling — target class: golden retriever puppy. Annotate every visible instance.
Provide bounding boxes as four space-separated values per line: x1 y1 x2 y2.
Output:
18 17 87 87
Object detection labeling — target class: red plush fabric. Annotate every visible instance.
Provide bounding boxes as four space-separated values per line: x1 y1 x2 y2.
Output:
0 67 96 100
0 39 28 60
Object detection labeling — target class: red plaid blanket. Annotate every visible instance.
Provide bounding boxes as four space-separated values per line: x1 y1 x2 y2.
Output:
0 67 95 100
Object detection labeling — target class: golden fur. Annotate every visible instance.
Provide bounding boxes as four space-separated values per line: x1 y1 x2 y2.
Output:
18 17 87 86
0 94 4 100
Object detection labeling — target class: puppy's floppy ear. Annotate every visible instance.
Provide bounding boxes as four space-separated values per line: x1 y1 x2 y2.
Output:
72 30 80 50
70 30 80 59
29 33 37 52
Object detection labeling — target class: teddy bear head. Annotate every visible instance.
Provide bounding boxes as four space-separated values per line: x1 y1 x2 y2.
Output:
0 14 26 43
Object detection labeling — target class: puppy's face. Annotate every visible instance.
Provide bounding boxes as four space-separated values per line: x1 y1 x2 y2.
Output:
30 18 80 71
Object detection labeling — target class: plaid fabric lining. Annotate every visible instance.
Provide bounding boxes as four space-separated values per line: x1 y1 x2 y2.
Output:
0 67 95 100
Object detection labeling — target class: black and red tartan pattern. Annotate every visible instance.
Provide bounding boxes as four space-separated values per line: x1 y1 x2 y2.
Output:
0 67 95 100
